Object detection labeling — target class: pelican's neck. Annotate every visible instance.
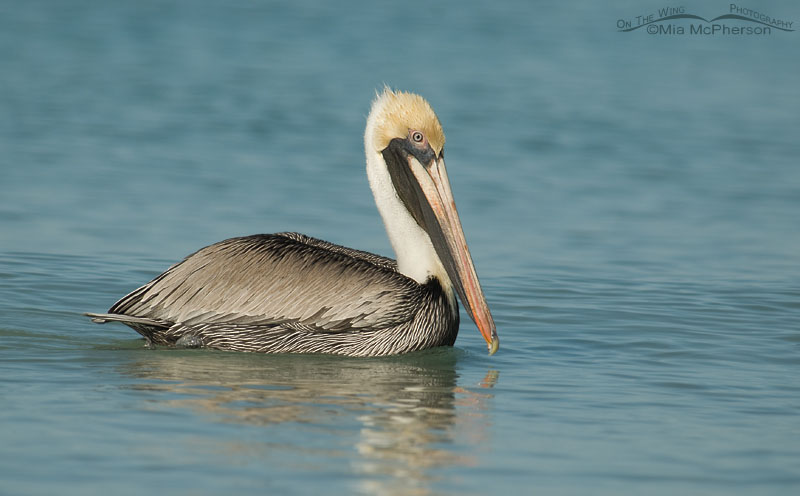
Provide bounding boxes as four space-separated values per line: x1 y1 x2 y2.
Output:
365 149 449 289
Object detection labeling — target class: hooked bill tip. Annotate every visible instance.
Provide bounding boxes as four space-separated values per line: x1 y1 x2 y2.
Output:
488 336 499 355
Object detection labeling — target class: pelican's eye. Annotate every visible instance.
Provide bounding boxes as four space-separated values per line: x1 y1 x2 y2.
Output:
403 129 435 166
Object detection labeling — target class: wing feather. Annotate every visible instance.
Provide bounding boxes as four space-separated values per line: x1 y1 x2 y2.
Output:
109 233 420 332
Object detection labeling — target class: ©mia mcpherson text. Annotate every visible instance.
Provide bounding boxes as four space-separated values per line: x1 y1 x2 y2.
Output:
617 4 795 34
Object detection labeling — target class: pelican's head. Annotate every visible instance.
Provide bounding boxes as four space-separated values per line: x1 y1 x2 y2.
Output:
364 88 499 355
365 89 446 158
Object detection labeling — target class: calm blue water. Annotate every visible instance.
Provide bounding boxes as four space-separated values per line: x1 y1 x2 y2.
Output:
2 1 799 494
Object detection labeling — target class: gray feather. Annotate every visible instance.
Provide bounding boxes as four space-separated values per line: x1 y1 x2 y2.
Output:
93 233 459 356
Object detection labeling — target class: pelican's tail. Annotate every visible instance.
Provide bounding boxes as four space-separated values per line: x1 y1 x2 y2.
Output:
85 312 168 328
85 311 174 346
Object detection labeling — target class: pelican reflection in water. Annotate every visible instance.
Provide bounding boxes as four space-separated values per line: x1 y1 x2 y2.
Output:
87 89 499 357
117 350 498 494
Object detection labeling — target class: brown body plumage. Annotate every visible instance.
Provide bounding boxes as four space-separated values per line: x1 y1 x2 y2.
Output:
90 233 458 356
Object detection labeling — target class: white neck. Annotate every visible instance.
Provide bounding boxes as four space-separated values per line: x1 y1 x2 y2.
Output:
364 148 449 287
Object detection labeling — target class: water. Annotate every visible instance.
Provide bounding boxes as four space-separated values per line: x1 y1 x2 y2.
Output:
1 1 799 494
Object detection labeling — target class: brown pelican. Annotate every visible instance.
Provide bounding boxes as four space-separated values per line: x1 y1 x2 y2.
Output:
86 89 499 357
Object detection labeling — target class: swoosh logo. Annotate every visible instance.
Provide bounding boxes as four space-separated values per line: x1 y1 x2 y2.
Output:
618 13 795 32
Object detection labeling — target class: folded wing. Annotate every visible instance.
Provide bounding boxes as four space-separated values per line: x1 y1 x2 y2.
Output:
108 233 421 333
